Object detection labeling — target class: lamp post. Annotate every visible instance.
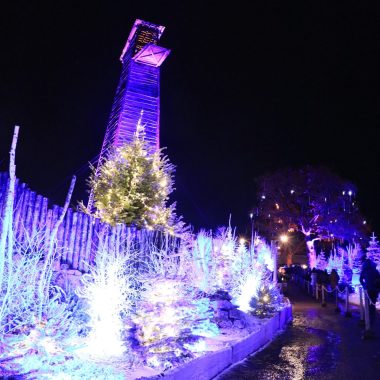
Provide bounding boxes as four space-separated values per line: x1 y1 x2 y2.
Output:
279 233 291 266
249 212 254 258
270 240 278 284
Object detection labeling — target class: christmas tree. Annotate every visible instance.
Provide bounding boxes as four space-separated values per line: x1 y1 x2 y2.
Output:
131 278 218 370
212 227 237 292
367 233 380 270
249 283 284 318
351 244 363 274
84 116 181 233
316 251 327 270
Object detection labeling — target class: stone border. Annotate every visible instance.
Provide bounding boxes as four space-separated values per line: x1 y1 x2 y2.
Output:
139 305 292 380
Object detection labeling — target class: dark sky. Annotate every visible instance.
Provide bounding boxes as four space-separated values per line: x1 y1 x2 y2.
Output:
0 2 378 234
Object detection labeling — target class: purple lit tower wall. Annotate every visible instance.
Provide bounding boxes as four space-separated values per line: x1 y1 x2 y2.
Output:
101 19 170 153
89 19 170 208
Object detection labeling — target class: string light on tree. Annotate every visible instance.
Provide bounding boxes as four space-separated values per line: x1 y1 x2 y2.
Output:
82 114 183 233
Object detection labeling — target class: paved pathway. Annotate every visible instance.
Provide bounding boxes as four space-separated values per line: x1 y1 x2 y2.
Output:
217 283 380 380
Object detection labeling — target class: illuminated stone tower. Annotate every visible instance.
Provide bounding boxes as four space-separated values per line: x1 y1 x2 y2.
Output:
88 19 170 208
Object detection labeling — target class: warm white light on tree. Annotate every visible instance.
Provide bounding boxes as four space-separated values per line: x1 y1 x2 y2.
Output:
82 118 184 233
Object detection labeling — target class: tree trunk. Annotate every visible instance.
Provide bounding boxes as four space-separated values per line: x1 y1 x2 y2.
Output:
306 240 318 269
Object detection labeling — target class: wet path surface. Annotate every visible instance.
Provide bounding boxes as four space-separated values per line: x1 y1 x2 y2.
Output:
217 283 380 380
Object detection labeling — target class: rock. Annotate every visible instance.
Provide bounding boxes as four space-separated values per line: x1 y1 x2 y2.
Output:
218 320 233 329
53 269 83 290
52 261 61 271
67 269 82 276
66 274 82 288
209 290 232 301
229 307 242 320
216 300 234 311
214 309 229 320
233 319 246 329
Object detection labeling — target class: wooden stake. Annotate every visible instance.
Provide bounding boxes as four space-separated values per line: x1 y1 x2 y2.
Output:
0 125 20 315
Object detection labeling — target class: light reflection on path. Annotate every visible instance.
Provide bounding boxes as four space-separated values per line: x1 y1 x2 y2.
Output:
216 285 362 380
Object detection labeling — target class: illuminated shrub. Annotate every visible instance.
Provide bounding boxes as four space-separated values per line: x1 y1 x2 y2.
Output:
249 283 284 318
76 241 139 359
131 277 218 370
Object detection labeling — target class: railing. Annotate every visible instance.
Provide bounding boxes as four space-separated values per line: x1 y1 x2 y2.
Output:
292 274 378 339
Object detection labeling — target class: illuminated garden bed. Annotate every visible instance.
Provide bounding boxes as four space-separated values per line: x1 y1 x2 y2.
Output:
127 305 292 380
0 224 291 379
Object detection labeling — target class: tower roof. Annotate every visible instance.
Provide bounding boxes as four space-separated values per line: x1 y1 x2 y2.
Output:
120 19 165 62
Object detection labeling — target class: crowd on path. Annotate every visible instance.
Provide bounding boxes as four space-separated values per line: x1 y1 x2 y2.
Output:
281 266 342 292
280 255 380 337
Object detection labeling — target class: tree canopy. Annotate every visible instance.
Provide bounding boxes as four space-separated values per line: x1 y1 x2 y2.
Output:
255 166 367 244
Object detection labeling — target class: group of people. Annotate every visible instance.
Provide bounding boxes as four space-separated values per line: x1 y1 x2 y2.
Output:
360 256 380 331
303 267 341 291
291 255 380 334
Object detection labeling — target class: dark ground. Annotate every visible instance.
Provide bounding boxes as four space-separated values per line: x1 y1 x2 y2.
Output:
217 283 380 380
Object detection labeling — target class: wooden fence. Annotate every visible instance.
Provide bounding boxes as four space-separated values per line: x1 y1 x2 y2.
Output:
0 172 179 272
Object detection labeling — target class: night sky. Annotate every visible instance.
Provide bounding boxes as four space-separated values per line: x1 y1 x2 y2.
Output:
0 2 378 235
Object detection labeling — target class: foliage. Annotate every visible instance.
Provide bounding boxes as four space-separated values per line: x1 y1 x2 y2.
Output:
83 119 183 233
350 243 363 274
188 228 275 297
76 239 140 359
0 341 125 379
188 227 238 294
131 277 218 370
128 237 219 370
191 230 215 293
249 283 284 318
212 227 238 291
325 249 344 277
255 166 367 247
228 235 275 313
255 238 275 272
367 233 380 270
0 229 78 336
316 251 328 271
231 258 273 313
0 230 82 378
0 211 286 376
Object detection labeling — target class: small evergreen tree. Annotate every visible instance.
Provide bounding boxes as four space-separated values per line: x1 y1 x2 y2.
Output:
249 283 283 318
316 251 327 270
131 278 218 369
351 244 363 274
84 118 181 233
367 233 380 270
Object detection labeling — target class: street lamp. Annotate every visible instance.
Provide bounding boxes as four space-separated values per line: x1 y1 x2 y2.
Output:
279 234 289 243
249 213 254 257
